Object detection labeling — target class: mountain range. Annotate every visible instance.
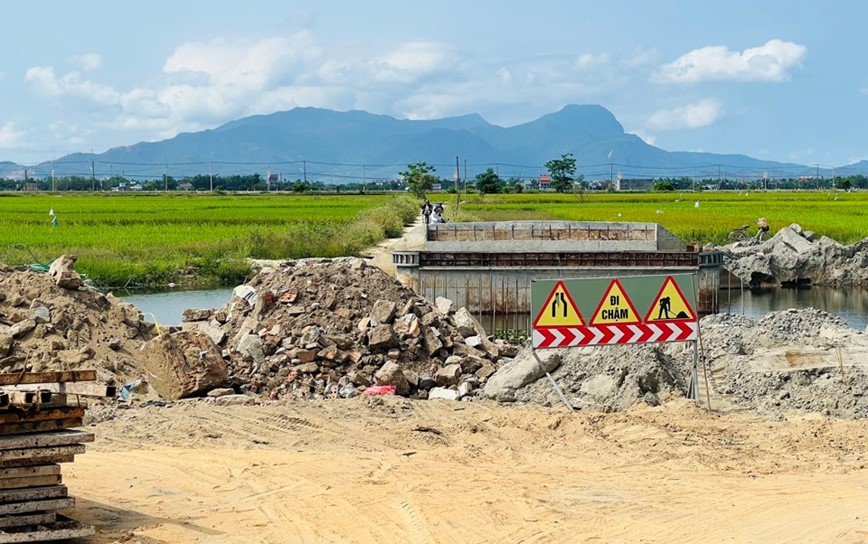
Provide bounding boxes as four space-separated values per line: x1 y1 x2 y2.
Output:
3 105 865 182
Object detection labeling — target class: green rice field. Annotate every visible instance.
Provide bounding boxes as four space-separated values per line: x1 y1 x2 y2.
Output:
0 193 414 289
2 190 867 290
458 191 868 245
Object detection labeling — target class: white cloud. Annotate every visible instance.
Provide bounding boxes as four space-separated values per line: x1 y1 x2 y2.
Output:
25 66 119 106
574 53 610 70
654 39 806 84
70 53 102 71
648 99 722 130
0 122 26 149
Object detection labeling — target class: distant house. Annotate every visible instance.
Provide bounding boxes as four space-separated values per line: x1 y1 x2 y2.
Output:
539 174 551 190
179 182 193 191
114 181 144 192
431 183 442 191
619 178 655 191
24 182 37 192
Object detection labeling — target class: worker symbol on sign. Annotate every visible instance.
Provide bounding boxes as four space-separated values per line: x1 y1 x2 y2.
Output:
644 276 697 323
533 281 584 328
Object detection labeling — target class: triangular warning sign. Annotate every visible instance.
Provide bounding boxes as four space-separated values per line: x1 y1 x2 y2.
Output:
590 278 641 325
644 276 697 323
533 281 585 327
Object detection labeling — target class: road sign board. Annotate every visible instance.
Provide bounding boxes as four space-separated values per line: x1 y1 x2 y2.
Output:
532 281 585 328
531 274 698 349
589 278 641 325
644 276 698 323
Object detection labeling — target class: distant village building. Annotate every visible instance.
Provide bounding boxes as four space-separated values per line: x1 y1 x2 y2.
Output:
24 182 37 192
179 182 193 191
113 181 143 192
618 178 655 191
539 174 551 190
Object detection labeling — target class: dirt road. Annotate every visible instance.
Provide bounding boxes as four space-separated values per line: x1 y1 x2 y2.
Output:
61 397 868 543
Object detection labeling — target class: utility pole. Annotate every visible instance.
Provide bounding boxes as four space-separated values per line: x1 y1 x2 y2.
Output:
209 159 213 191
164 163 168 192
455 155 461 212
303 161 307 183
51 159 55 192
816 164 820 190
91 160 95 192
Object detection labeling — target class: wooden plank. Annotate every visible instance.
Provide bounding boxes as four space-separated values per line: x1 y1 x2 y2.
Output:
0 445 86 462
0 516 93 543
0 512 56 529
0 497 74 515
0 371 96 386
0 419 82 437
0 456 74 468
0 407 85 425
0 474 61 490
0 485 66 504
0 465 60 480
11 383 116 398
0 431 94 451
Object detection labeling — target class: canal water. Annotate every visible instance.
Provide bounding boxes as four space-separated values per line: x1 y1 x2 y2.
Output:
120 286 868 332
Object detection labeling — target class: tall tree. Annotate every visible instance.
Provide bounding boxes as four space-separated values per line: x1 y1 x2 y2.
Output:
400 161 437 198
474 168 502 194
545 153 576 193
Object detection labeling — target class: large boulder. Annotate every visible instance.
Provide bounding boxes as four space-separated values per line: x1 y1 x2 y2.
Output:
482 350 561 400
140 331 228 401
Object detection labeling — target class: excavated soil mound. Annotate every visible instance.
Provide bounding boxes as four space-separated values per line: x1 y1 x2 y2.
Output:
0 263 155 385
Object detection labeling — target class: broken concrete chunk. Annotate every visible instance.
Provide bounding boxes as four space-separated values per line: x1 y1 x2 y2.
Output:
140 331 229 401
435 363 462 387
374 361 410 396
370 300 397 324
48 254 82 290
423 328 443 357
236 334 266 366
9 319 36 339
32 307 51 324
453 307 480 338
435 297 454 315
457 381 474 399
428 387 460 401
182 308 212 322
368 324 399 352
475 362 496 380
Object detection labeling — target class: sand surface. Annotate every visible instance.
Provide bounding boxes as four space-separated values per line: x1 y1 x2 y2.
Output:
63 397 868 543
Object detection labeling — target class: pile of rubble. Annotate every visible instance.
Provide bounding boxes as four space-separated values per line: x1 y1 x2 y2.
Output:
485 308 868 419
0 256 156 386
722 224 868 287
182 258 517 401
698 309 868 419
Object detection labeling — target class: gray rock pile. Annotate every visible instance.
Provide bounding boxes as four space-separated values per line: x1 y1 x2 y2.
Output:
181 258 516 401
488 308 868 419
723 224 868 287
698 309 868 419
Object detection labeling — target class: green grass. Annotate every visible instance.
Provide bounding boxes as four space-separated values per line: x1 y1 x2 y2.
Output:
459 191 868 244
0 192 417 289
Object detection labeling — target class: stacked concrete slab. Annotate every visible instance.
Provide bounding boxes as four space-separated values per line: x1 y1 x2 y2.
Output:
0 370 113 542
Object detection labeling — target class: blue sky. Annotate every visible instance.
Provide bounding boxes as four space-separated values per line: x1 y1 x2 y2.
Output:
1 0 865 166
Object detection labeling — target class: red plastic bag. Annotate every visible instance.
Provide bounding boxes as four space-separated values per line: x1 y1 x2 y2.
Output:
363 385 397 396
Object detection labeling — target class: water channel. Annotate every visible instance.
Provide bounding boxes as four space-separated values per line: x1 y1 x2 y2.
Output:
120 286 868 332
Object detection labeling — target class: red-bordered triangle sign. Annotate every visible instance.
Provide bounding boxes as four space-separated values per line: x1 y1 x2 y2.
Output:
644 276 697 323
590 278 641 325
533 281 585 328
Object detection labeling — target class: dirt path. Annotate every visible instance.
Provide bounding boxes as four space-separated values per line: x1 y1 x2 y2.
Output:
64 398 868 543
